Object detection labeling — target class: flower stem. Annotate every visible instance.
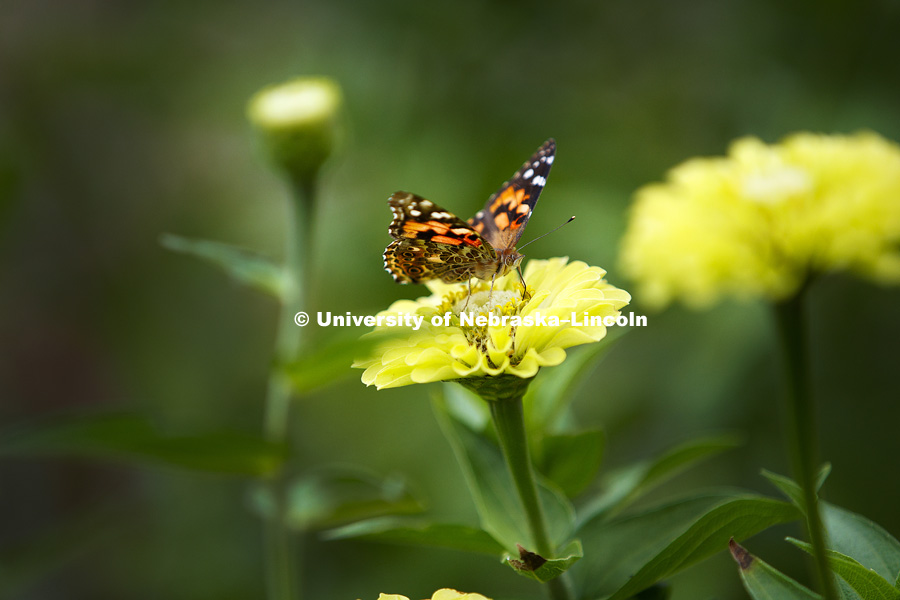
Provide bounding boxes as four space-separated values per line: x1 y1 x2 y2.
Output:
773 291 837 600
262 178 315 600
265 178 314 440
489 396 571 600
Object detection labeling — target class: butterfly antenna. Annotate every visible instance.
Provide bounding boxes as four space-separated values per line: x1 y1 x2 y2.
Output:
517 216 576 251
516 265 528 301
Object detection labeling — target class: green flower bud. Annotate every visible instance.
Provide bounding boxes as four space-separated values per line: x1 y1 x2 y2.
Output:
247 77 343 184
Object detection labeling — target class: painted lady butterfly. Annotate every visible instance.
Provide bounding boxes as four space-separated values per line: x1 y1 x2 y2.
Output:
383 139 556 290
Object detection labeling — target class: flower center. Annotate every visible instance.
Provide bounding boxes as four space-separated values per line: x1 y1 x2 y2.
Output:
432 283 532 367
453 289 520 317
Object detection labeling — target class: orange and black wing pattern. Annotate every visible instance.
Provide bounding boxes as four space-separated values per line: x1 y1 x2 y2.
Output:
467 138 555 252
383 192 496 284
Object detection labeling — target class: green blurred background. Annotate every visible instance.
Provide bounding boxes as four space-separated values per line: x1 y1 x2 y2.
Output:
2 1 899 598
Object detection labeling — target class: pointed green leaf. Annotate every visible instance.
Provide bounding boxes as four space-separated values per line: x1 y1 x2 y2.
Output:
432 390 575 554
578 434 742 524
761 465 832 511
322 517 505 555
817 464 833 491
730 538 822 599
788 537 900 600
536 429 605 498
161 233 285 298
761 469 805 509
505 539 583 583
822 503 900 584
571 492 801 600
0 413 286 476
606 496 799 600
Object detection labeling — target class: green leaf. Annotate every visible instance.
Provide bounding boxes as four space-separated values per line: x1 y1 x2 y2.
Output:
761 464 832 511
323 517 506 555
275 468 422 530
822 503 900 584
817 464 833 491
761 469 805 509
432 390 576 554
443 382 491 433
536 429 605 498
505 539 583 583
160 233 285 298
578 434 742 524
729 538 822 599
524 333 623 435
606 495 800 600
571 492 801 600
285 331 400 394
788 537 900 600
0 413 286 476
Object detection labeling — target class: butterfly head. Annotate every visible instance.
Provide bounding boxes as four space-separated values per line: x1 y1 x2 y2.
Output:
497 248 525 277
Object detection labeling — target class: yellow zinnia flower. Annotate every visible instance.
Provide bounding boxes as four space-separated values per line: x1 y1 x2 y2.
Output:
619 132 900 308
355 257 631 391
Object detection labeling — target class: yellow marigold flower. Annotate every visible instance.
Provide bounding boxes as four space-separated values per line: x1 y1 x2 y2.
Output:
619 132 900 308
372 590 492 600
354 258 631 391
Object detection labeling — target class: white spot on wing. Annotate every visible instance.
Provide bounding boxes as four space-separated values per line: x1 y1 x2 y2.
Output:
409 209 421 217
431 211 452 219
545 155 554 164
532 175 547 187
523 168 534 179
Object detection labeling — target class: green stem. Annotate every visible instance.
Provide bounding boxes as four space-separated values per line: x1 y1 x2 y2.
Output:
773 291 837 600
263 178 315 600
265 178 314 440
489 397 572 600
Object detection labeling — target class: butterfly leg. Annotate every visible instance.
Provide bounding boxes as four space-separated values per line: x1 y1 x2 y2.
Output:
489 273 496 309
462 279 473 312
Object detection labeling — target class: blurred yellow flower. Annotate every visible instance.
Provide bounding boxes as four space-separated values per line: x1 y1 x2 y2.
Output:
354 258 631 390
619 132 900 308
373 590 491 600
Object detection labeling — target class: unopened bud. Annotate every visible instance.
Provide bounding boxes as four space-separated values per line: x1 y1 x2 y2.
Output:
247 77 343 183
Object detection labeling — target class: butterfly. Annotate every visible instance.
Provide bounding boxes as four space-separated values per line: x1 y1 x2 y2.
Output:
383 139 556 293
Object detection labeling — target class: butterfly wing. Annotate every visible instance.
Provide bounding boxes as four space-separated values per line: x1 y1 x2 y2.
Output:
384 192 496 284
467 138 556 252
